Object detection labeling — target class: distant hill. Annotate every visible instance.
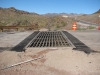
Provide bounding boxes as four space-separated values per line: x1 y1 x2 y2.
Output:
0 7 75 30
44 12 82 17
0 7 41 27
0 7 38 15
94 9 100 14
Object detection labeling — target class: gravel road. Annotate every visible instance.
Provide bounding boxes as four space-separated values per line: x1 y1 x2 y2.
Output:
68 30 100 51
0 30 100 75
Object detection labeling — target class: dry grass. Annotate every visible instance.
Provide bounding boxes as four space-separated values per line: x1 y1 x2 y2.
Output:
77 14 100 24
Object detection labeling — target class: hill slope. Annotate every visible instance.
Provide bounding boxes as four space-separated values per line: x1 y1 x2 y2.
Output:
0 7 74 30
94 9 100 14
77 9 100 24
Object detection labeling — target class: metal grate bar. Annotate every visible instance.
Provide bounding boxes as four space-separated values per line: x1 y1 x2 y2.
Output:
27 31 71 47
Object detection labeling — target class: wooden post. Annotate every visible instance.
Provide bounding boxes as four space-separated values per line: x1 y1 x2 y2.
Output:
1 28 3 32
32 25 34 30
37 24 39 31
16 28 18 31
35 22 39 31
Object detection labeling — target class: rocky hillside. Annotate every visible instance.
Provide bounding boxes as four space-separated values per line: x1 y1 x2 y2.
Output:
94 9 100 14
0 7 75 30
77 9 100 24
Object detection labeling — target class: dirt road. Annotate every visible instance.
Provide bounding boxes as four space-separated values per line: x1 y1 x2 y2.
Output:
0 30 100 75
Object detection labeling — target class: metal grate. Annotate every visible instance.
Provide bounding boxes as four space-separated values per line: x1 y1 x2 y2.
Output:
27 31 71 47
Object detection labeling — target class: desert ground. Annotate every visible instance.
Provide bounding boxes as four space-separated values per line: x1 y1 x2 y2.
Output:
0 29 100 75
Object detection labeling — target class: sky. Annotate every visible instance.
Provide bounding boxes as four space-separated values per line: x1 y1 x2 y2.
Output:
0 0 100 14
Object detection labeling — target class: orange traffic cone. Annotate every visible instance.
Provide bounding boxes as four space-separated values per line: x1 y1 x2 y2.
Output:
98 26 100 30
72 22 77 30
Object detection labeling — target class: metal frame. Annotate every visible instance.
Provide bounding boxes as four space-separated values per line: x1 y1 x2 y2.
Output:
26 31 73 48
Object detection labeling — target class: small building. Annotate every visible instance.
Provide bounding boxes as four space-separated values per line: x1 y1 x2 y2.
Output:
62 15 68 18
